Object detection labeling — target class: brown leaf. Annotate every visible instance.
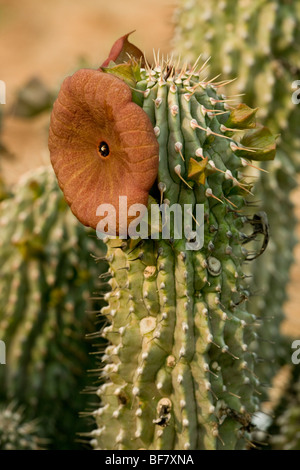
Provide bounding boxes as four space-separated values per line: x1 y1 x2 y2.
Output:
101 31 146 68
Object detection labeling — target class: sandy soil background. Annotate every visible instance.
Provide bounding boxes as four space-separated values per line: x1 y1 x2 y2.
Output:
0 0 299 336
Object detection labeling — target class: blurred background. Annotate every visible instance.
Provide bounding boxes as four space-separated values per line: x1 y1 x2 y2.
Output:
0 0 299 450
0 0 175 181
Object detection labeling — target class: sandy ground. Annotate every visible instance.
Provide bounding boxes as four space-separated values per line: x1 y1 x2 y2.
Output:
0 0 299 336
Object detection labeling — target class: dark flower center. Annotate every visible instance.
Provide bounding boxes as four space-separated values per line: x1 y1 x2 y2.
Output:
98 141 110 157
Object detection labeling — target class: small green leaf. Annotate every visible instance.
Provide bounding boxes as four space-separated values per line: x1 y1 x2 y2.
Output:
226 103 258 130
131 60 143 82
101 63 137 88
235 126 277 161
188 157 208 185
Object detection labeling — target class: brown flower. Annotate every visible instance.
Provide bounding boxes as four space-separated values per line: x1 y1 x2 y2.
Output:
48 69 159 235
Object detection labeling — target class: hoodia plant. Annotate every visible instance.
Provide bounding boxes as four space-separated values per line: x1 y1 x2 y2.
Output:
49 33 276 450
0 402 46 450
172 0 300 389
0 166 106 449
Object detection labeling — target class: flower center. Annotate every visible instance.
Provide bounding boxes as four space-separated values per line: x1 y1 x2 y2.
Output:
98 141 110 157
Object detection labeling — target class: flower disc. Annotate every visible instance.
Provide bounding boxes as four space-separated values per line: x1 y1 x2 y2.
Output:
49 69 159 235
